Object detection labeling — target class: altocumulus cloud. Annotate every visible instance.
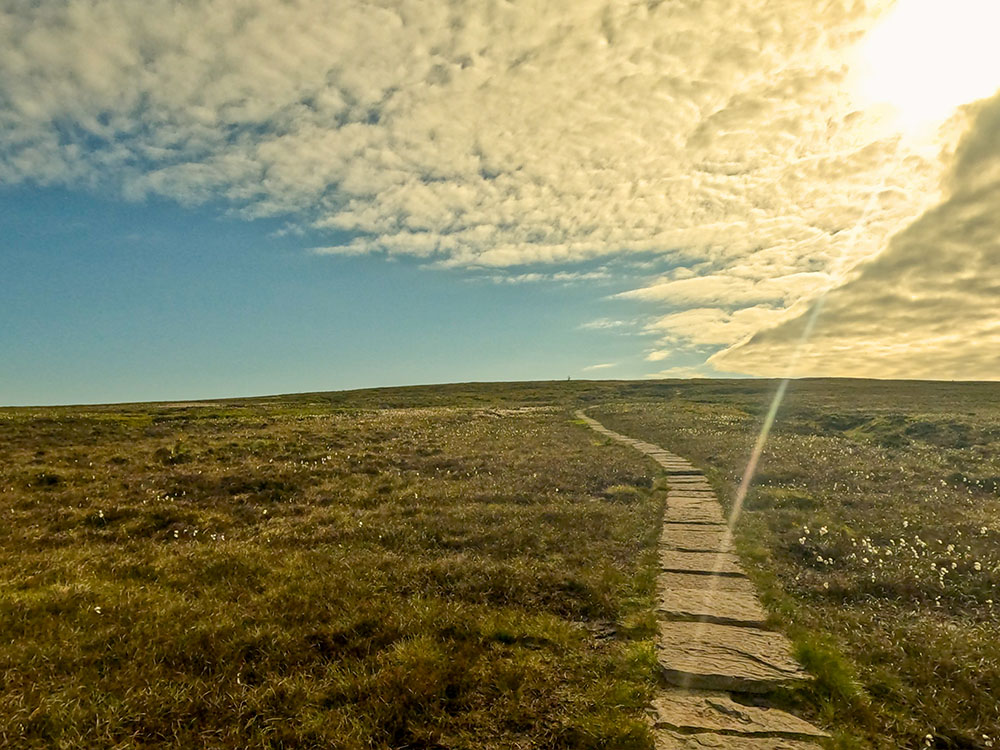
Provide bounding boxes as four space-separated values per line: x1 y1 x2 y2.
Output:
0 0 990 378
714 91 1000 381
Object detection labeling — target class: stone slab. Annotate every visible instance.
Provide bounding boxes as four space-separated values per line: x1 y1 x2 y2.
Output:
652 690 828 738
657 622 810 692
667 497 725 513
660 571 757 594
653 730 823 749
657 587 767 627
665 505 727 525
668 494 720 506
660 526 733 552
668 497 720 507
660 550 745 577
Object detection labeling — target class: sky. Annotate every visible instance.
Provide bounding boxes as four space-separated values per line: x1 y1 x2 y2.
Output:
2 0 999 405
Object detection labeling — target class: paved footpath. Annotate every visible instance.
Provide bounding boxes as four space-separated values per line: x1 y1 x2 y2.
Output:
576 411 829 749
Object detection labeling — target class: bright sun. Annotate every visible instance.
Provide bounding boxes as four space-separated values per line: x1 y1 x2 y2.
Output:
854 0 1000 135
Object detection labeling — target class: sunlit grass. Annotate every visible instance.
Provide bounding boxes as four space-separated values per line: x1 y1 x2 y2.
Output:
0 400 663 748
594 380 1000 749
5 378 998 748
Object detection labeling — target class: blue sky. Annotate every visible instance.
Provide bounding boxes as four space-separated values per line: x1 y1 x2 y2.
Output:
2 185 689 405
2 0 998 405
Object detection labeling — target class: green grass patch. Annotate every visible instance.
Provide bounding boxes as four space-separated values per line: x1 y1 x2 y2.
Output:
0 400 665 748
593 379 1000 749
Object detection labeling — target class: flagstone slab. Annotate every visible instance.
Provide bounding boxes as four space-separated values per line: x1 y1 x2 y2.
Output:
651 690 828 739
657 622 810 693
668 489 717 498
660 572 757 594
660 550 745 576
668 498 720 508
667 498 726 516
653 730 823 749
660 526 733 552
657 587 767 627
668 494 720 506
665 505 727 525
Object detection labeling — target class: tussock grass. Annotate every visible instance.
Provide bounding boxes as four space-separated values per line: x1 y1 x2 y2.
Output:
0 400 663 748
594 379 1000 749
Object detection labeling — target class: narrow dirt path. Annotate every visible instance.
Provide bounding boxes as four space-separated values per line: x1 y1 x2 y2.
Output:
577 410 829 749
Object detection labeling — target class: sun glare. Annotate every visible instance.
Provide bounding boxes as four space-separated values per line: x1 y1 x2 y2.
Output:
854 0 1000 135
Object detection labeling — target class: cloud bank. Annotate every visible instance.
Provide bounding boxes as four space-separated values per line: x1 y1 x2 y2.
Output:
713 92 1000 380
1 0 993 378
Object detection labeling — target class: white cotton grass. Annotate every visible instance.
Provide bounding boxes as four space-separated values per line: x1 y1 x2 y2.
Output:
793 518 996 606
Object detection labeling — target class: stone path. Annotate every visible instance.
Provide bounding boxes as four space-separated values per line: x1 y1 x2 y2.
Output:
576 411 829 748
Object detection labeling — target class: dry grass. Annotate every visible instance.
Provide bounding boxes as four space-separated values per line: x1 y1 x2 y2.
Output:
0 399 664 749
6 377 998 749
593 379 1000 750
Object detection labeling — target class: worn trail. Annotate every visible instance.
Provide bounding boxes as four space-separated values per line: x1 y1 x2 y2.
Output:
576 410 828 749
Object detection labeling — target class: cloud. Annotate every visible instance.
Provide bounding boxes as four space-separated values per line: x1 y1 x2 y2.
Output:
646 306 789 348
579 318 630 331
475 269 612 285
645 365 710 380
0 0 992 379
713 92 1000 380
0 0 942 273
617 272 833 307
582 363 617 372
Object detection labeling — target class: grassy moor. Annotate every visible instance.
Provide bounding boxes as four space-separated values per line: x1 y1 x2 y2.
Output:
593 379 1000 749
2 378 999 749
0 396 663 749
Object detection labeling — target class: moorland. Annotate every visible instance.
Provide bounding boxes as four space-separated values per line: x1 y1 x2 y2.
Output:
2 378 998 749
